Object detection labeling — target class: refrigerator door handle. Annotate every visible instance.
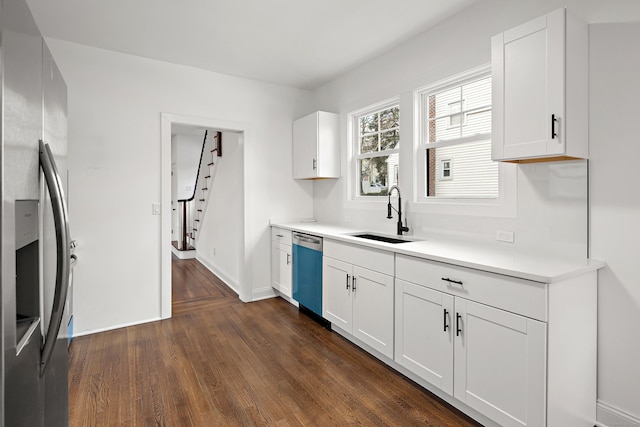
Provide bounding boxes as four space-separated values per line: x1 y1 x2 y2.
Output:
39 140 71 377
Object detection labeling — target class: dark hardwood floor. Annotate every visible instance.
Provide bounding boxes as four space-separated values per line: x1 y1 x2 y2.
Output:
68 255 481 426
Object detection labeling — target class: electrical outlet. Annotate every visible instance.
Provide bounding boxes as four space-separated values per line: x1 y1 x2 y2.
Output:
152 203 161 215
496 230 515 243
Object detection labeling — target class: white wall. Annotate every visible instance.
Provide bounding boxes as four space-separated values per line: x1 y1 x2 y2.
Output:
590 23 640 425
310 1 640 424
196 131 243 293
174 133 203 200
47 39 315 334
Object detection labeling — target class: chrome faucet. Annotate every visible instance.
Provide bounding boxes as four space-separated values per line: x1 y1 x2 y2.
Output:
387 185 409 236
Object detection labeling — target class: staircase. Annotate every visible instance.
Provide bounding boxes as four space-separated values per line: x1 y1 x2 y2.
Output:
175 130 222 253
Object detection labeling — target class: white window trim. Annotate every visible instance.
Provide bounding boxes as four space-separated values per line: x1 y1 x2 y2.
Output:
412 64 517 218
347 96 400 202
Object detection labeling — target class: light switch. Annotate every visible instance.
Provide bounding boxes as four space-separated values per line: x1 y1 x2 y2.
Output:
152 203 161 215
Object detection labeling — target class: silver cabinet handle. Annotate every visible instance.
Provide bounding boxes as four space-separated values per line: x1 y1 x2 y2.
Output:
286 253 291 265
39 140 71 377
346 274 350 290
312 158 317 170
442 277 463 286
352 277 356 292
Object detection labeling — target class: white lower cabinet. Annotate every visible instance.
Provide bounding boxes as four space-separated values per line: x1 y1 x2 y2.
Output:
453 299 546 427
395 279 545 427
395 280 454 394
271 227 292 297
316 237 597 426
395 253 596 427
323 243 394 359
271 242 292 297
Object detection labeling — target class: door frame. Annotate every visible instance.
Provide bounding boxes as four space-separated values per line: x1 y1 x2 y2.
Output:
160 113 250 319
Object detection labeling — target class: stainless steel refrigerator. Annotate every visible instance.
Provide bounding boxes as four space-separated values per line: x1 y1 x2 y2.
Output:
1 0 75 425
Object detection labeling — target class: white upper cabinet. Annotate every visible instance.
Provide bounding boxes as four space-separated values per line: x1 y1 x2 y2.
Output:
293 111 340 179
491 8 588 162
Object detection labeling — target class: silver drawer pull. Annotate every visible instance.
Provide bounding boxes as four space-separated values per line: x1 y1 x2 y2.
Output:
276 234 284 238
442 277 463 286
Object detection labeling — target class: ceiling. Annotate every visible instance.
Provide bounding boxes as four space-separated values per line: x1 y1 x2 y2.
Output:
25 0 477 90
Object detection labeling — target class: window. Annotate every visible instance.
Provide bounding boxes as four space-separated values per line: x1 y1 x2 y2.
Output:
353 101 400 197
417 68 498 199
440 159 452 180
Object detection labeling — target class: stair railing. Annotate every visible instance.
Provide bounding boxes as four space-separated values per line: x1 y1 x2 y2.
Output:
177 130 222 250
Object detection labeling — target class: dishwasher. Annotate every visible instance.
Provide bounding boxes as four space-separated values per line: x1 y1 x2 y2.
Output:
292 232 323 318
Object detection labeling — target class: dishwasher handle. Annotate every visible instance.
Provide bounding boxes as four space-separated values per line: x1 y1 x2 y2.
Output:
292 232 323 252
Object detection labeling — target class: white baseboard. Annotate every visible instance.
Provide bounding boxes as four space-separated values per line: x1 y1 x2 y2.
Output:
195 254 239 295
72 316 162 337
273 289 299 307
252 286 276 301
597 401 640 427
171 245 196 259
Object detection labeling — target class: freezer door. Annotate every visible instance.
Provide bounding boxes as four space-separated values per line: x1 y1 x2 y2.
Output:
1 0 46 425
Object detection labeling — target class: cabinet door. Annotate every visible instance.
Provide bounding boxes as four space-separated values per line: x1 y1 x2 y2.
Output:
322 257 352 332
280 246 292 297
395 280 454 395
454 299 546 427
492 9 565 160
293 112 318 179
316 112 340 178
271 242 292 297
352 266 394 358
271 242 285 293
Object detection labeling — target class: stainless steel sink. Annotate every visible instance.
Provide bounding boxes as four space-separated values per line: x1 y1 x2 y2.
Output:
348 233 420 244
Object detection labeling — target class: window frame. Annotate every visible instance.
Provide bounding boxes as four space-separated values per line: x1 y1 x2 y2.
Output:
413 64 517 217
350 97 401 200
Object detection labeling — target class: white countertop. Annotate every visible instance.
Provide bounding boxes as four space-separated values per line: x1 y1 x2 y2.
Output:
270 220 605 283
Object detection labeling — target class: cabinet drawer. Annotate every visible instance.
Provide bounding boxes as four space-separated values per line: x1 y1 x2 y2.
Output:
324 239 394 276
271 227 292 246
396 254 547 322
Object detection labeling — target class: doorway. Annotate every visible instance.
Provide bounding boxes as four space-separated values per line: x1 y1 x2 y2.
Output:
160 113 249 319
